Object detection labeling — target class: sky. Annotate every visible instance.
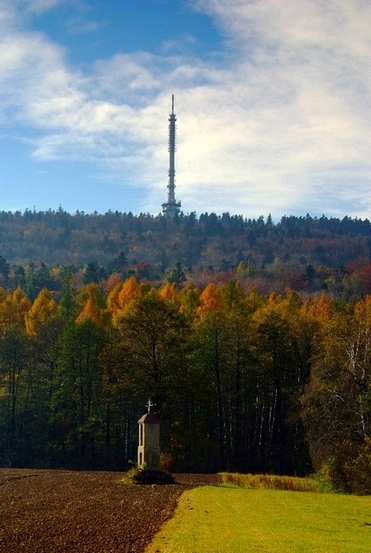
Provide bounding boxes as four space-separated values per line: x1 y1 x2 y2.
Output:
0 0 370 221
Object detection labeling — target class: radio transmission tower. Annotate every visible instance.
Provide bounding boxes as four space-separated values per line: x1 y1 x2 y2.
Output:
162 95 181 218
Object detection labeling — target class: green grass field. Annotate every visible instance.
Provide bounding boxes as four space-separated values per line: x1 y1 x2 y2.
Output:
145 485 371 553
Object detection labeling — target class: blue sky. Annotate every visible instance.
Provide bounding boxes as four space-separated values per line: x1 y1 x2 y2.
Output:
0 0 370 220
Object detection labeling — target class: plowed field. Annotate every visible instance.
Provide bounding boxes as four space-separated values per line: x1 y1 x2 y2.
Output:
0 469 220 553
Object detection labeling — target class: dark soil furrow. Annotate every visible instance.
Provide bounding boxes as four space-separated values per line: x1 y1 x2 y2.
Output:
0 469 220 553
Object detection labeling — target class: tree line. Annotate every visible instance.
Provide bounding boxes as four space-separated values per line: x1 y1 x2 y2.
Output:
1 210 371 300
0 276 370 493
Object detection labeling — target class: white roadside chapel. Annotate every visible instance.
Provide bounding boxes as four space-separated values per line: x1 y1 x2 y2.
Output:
137 400 160 470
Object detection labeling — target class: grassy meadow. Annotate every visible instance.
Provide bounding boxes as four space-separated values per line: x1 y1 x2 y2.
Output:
145 475 371 553
220 472 324 492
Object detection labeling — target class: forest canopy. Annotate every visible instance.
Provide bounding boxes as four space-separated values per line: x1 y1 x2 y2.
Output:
0 276 369 493
1 210 371 300
0 210 371 492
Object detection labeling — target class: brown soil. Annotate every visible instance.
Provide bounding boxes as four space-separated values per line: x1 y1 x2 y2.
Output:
0 469 220 553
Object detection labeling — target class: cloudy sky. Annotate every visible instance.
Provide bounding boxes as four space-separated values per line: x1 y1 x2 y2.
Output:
0 0 370 220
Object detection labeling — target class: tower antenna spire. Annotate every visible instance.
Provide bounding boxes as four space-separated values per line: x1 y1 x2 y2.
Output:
162 95 181 218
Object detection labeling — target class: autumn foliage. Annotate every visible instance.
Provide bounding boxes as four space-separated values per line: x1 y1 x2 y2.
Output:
0 272 369 493
1 210 371 490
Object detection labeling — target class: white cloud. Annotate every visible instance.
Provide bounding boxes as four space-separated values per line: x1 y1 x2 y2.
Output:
176 0 371 217
0 0 370 218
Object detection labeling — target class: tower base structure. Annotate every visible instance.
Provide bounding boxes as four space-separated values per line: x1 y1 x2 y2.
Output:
162 200 181 219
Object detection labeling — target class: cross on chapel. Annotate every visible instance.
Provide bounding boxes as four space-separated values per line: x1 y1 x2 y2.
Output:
147 399 155 413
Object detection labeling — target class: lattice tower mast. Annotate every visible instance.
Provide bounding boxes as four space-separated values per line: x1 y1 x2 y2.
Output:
162 95 181 218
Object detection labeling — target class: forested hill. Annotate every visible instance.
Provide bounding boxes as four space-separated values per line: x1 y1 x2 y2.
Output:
1 209 371 298
1 209 371 490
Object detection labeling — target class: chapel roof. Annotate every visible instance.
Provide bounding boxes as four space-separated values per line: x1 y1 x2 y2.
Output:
138 413 160 424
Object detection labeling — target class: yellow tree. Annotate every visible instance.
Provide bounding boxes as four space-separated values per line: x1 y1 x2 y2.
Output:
300 294 333 323
76 297 102 325
74 283 106 323
13 287 32 320
159 282 180 305
25 288 58 336
117 276 140 311
0 287 31 329
197 283 224 319
106 282 123 316
112 277 152 321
